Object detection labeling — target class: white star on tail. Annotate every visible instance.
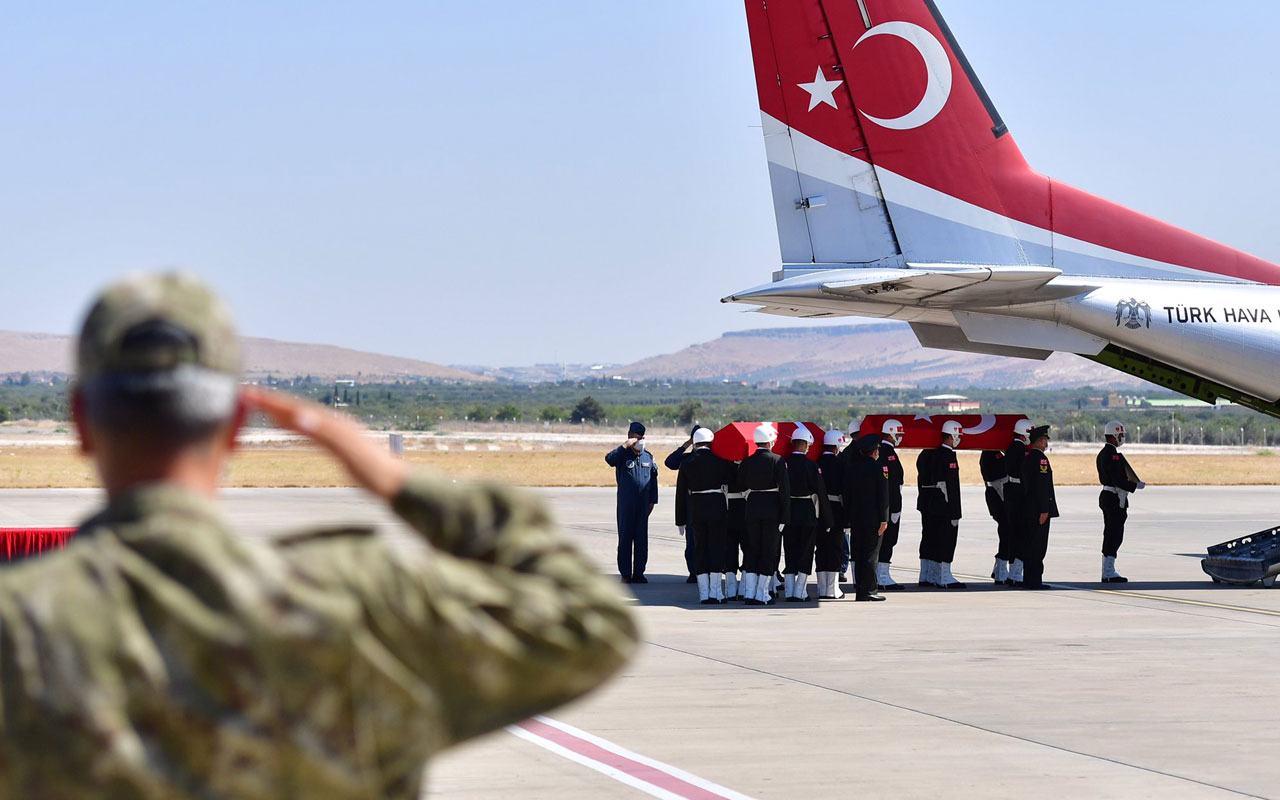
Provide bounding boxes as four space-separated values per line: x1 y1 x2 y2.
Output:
797 67 842 111
913 414 934 422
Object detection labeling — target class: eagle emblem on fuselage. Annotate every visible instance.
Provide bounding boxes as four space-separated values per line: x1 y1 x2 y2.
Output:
1115 298 1152 330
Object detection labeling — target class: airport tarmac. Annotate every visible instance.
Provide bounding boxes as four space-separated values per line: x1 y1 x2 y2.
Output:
1 485 1277 799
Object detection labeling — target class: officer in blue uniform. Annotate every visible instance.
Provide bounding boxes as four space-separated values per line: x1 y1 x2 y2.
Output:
606 422 659 583
666 425 703 583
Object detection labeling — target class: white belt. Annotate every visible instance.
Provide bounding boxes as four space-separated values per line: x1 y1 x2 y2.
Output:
742 488 779 502
1102 486 1130 509
923 481 949 503
791 493 821 516
1006 477 1022 485
726 492 745 501
690 486 727 495
985 477 1007 501
827 494 842 504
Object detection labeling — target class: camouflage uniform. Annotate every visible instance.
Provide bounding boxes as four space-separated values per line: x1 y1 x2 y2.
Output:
0 273 638 798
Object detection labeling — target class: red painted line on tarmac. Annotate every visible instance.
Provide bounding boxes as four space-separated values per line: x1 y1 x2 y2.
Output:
511 716 756 800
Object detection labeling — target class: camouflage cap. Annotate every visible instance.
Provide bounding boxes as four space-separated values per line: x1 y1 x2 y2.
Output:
76 272 241 380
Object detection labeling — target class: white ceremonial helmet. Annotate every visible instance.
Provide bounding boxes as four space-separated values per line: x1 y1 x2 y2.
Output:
823 429 845 447
881 418 905 444
847 420 861 436
1013 418 1034 439
1105 420 1126 442
754 424 777 444
692 427 715 445
791 425 814 444
941 420 964 440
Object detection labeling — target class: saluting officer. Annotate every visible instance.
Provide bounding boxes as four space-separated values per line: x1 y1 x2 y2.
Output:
738 425 790 605
675 427 736 604
816 430 847 599
1097 420 1145 583
980 448 1013 584
666 424 704 584
782 427 832 602
1002 418 1033 586
917 420 966 589
846 433 890 602
1020 425 1059 589
876 419 906 591
605 422 659 583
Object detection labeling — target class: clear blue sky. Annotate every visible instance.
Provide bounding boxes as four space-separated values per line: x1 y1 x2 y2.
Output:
3 1 1279 367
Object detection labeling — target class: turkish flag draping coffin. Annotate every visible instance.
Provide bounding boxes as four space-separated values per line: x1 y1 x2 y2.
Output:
710 422 762 462
0 528 76 563
709 422 829 462
770 422 826 462
858 415 1030 451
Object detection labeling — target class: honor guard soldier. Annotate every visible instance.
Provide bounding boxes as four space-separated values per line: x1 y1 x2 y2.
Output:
0 273 638 798
840 421 860 580
666 425 704 584
675 427 736 604
606 421 659 583
816 430 847 599
783 426 832 601
980 448 1013 584
1020 425 1059 589
725 466 748 601
739 425 790 605
917 420 966 589
1098 421 1145 582
876 419 906 591
1002 419 1034 586
846 434 890 601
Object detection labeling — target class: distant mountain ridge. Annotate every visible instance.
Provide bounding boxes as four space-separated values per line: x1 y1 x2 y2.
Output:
0 331 490 383
620 323 1146 389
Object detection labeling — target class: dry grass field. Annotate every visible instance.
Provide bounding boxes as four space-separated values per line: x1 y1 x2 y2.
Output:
0 445 1277 489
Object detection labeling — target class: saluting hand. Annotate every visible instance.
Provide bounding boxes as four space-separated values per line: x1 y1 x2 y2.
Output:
624 437 639 449
242 387 410 501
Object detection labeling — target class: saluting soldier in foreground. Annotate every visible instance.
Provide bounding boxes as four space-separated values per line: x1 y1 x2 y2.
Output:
1020 425 1060 590
738 425 790 605
0 273 637 799
916 420 966 589
675 427 736 604
875 419 906 591
845 433 890 602
815 430 847 599
1002 419 1034 586
1097 421 1145 583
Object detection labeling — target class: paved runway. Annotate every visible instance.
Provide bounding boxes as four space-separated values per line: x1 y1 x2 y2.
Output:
2 485 1278 798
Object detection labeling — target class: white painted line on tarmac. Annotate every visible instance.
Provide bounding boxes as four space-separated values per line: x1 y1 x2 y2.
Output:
508 715 759 800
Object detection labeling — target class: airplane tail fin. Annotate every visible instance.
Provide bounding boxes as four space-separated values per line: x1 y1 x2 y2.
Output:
745 0 1277 283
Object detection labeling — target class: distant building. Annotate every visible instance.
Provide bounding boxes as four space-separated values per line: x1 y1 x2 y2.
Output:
922 394 981 413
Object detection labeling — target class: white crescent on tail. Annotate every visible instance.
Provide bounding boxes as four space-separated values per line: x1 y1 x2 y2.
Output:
962 415 997 435
853 21 953 131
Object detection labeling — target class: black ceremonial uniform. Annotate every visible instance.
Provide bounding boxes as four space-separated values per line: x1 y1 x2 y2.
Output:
1096 443 1140 558
726 469 747 583
917 445 962 565
783 452 832 578
876 439 905 568
1020 447 1059 589
816 452 846 574
980 449 1015 562
1003 438 1029 575
846 449 890 599
675 447 737 575
738 448 791 580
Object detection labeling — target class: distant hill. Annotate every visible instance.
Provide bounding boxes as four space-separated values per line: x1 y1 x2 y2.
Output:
0 331 491 383
620 323 1147 389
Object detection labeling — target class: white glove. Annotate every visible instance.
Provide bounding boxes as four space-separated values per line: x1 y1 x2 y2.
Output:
1136 481 1146 490
890 512 901 524
951 520 959 527
677 525 686 537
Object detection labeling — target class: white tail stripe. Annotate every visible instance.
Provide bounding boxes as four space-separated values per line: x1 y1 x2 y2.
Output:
507 715 760 800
